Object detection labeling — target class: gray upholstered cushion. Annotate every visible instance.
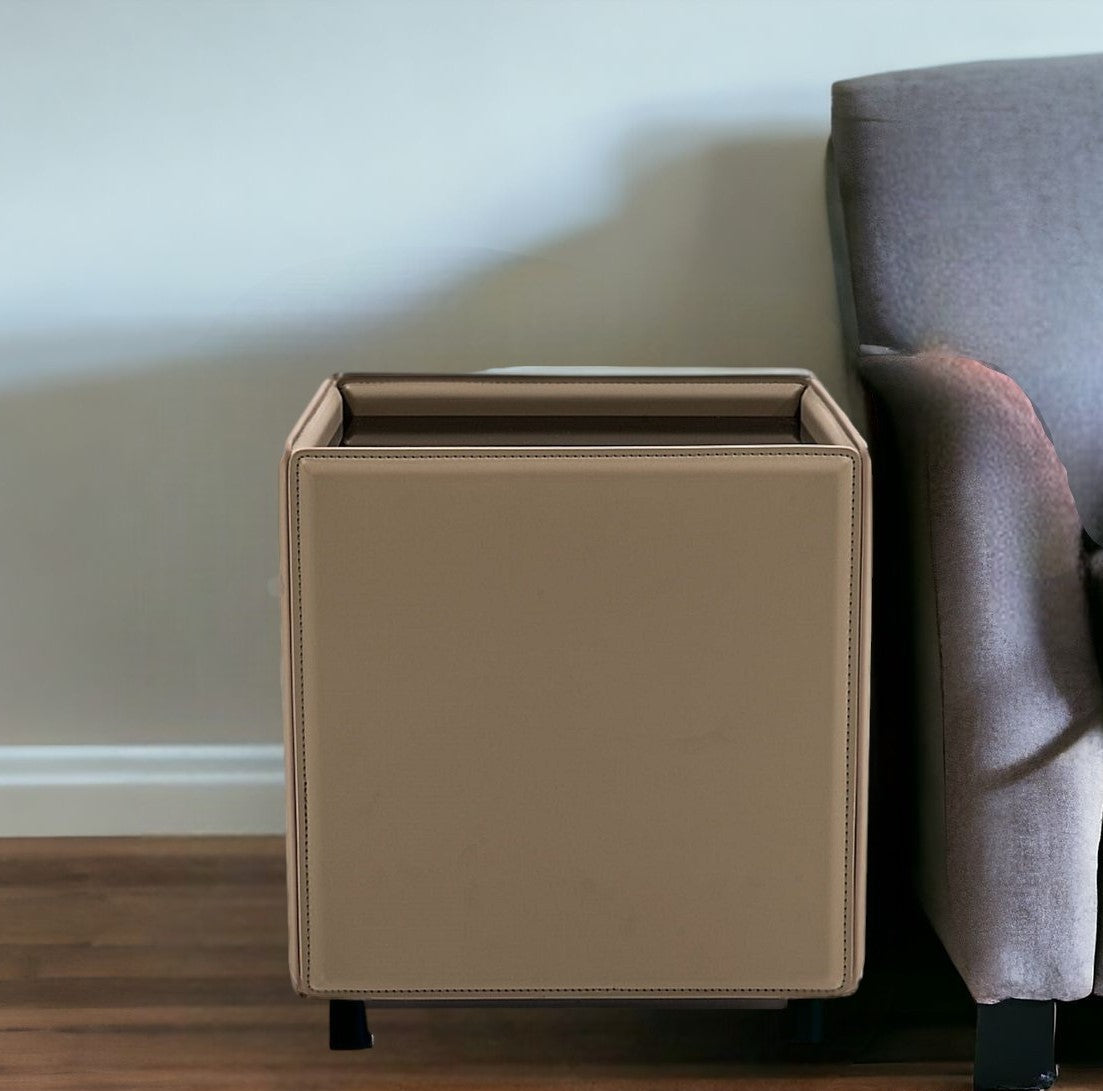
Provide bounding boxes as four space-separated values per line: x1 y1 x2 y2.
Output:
857 348 1103 1004
831 54 1103 542
830 55 1103 1005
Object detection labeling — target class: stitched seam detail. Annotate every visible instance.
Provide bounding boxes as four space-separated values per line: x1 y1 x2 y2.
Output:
293 449 859 995
294 462 310 991
844 450 856 992
341 377 806 386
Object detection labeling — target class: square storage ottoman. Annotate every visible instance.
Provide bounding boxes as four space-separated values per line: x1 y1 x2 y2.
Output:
280 368 870 1004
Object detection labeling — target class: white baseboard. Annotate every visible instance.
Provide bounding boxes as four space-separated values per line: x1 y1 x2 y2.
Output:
0 745 285 836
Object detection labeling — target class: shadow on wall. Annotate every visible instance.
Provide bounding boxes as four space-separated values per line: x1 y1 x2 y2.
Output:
0 132 847 747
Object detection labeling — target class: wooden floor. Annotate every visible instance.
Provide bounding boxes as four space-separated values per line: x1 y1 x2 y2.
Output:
1 837 1100 1090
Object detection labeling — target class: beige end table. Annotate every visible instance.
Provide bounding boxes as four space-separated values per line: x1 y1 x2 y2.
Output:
280 367 870 1050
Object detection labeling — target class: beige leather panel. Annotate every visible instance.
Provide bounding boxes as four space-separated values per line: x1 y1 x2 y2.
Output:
341 417 806 447
286 380 343 453
338 375 806 418
286 436 866 1000
281 376 348 991
800 383 851 446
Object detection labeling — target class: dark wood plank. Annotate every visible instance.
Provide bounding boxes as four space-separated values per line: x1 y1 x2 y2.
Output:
0 836 1084 1089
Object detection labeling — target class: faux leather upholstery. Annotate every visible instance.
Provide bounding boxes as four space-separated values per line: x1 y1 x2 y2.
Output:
829 57 1103 1003
280 369 871 1002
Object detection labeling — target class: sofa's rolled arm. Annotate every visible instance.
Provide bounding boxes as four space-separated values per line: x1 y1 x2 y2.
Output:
860 349 1103 1003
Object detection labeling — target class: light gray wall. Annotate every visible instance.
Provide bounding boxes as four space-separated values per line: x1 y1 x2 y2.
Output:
3 0 1101 756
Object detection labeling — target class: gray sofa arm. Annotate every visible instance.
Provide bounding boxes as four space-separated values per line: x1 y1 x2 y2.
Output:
859 349 1103 1003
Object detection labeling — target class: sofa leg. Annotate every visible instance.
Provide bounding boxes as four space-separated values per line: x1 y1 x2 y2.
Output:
974 999 1056 1090
329 999 373 1050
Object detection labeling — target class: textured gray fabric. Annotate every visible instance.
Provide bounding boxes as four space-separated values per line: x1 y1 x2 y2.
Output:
856 349 1103 1004
832 54 1103 544
829 55 1103 1004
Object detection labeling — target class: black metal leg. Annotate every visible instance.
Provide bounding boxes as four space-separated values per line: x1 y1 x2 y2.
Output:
329 998 373 1050
784 998 825 1046
771 998 829 1062
974 999 1056 1090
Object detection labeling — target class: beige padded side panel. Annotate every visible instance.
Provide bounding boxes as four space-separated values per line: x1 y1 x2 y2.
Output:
800 385 851 446
281 377 343 991
287 445 863 1000
338 376 805 418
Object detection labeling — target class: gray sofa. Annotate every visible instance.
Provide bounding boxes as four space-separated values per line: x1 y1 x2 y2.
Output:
828 54 1103 1090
